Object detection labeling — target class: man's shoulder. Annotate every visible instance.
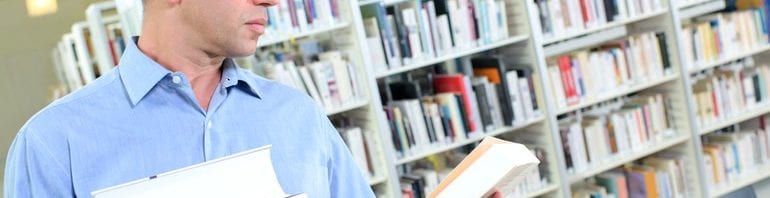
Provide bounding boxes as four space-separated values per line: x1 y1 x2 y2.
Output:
23 70 124 133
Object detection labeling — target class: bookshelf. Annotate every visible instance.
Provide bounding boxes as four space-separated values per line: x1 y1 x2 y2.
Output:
699 103 770 135
374 35 530 78
49 0 770 197
711 164 770 197
678 0 727 19
688 45 770 73
256 22 351 47
542 9 668 45
555 74 679 115
393 116 545 165
567 133 690 184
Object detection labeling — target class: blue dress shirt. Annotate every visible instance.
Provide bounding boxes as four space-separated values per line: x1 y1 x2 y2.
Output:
4 37 375 197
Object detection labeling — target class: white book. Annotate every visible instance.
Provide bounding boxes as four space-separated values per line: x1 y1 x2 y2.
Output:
339 127 372 178
570 122 589 171
449 0 468 49
428 102 447 144
284 62 308 94
497 1 509 39
92 145 298 198
594 0 607 24
419 8 436 57
437 15 454 53
294 0 309 32
505 71 526 123
549 66 568 108
429 137 540 198
308 62 334 108
402 8 424 60
616 0 628 19
298 66 323 107
319 52 353 105
363 18 388 74
426 1 442 54
547 0 565 36
565 0 584 31
485 81 505 128
610 114 630 153
518 77 535 121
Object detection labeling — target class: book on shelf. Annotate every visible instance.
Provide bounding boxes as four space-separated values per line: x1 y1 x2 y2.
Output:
534 0 665 40
702 115 770 189
259 42 366 110
397 137 543 198
264 0 340 37
573 153 689 198
692 60 770 127
559 92 673 174
680 8 770 69
546 31 671 109
361 0 512 72
332 116 388 183
383 60 540 159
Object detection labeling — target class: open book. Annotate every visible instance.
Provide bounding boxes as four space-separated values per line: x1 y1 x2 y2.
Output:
91 145 306 198
428 137 540 198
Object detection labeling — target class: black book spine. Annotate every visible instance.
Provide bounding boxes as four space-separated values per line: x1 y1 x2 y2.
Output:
656 32 671 71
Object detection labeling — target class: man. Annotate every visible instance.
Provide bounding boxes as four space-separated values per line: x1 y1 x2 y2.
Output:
4 0 374 197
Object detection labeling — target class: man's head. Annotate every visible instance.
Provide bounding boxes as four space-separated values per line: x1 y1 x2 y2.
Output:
142 0 278 57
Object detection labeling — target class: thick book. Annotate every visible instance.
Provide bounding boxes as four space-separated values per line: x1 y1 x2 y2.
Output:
428 137 540 198
91 145 305 198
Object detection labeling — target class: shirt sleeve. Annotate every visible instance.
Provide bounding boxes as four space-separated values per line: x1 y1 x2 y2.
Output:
320 114 376 198
4 126 74 197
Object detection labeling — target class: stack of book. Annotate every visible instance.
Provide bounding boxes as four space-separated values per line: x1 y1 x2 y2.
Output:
559 93 672 173
547 32 671 109
692 61 770 128
702 115 770 190
260 43 366 111
264 0 341 38
573 153 690 198
534 0 666 40
361 0 513 73
383 57 540 159
680 8 769 70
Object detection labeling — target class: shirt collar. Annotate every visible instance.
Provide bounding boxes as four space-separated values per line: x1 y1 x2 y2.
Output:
119 37 261 106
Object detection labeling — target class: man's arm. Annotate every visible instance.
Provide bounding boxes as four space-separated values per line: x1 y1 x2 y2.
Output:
320 114 376 197
5 126 73 197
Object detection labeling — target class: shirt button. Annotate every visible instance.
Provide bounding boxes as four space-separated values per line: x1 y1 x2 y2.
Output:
172 75 182 84
207 121 213 129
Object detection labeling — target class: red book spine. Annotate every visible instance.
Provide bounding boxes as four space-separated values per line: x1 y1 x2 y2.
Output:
580 0 591 25
558 56 579 105
434 75 477 132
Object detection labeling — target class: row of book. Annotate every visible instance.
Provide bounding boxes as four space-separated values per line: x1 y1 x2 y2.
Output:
702 115 770 190
560 93 673 173
573 153 690 198
383 57 540 159
535 0 666 40
398 139 549 198
692 61 770 128
264 0 341 38
547 32 671 109
262 46 366 111
361 0 512 73
681 8 769 70
337 126 381 180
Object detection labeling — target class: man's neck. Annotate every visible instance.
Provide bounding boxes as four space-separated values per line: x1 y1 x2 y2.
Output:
137 26 224 112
